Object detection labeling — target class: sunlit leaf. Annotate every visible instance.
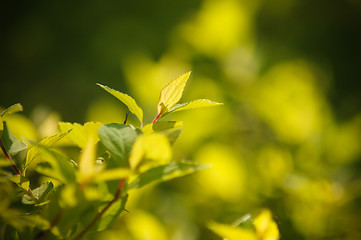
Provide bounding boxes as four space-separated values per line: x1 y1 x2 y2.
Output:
79 137 96 184
9 175 30 191
22 181 53 205
35 147 76 184
1 103 23 117
24 130 71 172
142 121 183 144
129 133 172 171
98 123 139 167
94 168 132 182
1 121 28 157
128 162 209 190
97 83 143 124
59 121 102 148
208 221 257 240
253 209 280 240
157 72 191 116
167 99 223 115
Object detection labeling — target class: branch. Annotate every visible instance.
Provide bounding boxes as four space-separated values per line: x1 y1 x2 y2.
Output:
72 178 126 240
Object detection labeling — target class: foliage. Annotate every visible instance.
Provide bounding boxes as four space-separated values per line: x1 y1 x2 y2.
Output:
0 72 273 240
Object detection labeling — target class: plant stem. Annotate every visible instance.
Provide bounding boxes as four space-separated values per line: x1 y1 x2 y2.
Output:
0 140 22 175
152 112 162 124
72 178 126 240
0 140 40 204
35 209 64 240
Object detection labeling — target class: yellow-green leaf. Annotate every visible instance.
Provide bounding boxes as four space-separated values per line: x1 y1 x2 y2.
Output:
0 116 3 138
253 209 280 240
1 103 23 117
208 222 258 240
9 175 30 191
129 133 172 171
59 121 102 148
79 137 96 184
94 168 132 182
167 99 223 115
157 72 191 116
142 121 183 144
97 83 143 124
208 221 257 240
24 130 71 172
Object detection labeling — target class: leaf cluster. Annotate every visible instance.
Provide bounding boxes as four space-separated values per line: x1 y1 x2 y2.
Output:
0 72 225 240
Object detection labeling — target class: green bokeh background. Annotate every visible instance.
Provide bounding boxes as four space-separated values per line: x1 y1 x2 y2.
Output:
1 0 361 239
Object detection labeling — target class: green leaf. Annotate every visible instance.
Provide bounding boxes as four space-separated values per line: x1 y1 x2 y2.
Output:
22 181 54 205
129 133 172 171
35 147 76 184
1 103 23 117
166 99 223 115
98 123 139 167
1 121 28 157
9 175 30 191
97 83 143 124
59 121 102 148
208 221 258 240
24 130 71 172
95 194 128 231
157 72 191 116
142 121 183 144
128 162 209 190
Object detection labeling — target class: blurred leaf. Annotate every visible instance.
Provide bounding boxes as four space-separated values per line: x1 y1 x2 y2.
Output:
157 72 191 117
128 162 209 190
253 209 280 240
94 168 132 182
167 99 223 115
98 123 138 167
208 221 257 240
24 130 71 172
142 121 183 144
9 175 29 191
79 137 96 184
129 133 172 171
59 121 102 148
1 103 23 117
35 147 76 184
97 83 143 124
0 116 3 137
1 121 28 157
22 181 53 205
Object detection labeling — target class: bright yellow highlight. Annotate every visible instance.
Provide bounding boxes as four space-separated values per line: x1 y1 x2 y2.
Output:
126 210 168 240
253 209 280 240
249 61 324 144
180 0 251 56
195 143 245 202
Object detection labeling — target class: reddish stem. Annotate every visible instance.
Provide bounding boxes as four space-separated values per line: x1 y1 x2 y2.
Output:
0 140 22 175
0 140 40 204
72 178 126 240
152 112 162 124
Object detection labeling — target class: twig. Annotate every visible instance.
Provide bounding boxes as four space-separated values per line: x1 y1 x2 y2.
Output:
35 209 64 240
72 178 126 240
